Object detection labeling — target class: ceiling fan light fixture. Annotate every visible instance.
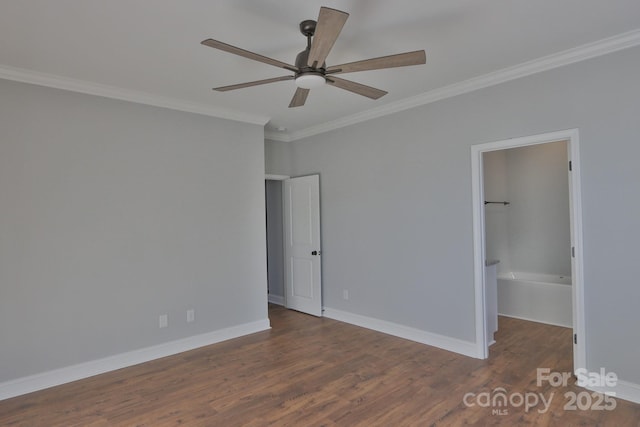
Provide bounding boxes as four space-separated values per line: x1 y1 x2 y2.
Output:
295 72 325 89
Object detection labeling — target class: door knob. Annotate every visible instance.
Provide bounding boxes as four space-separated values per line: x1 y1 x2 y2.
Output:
311 250 321 256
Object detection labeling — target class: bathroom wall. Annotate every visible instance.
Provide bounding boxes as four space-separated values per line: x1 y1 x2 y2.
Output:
483 141 571 276
483 150 511 274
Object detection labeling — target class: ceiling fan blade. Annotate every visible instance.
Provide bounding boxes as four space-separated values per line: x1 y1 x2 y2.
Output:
326 50 426 75
214 76 294 92
307 7 349 68
289 88 310 108
202 39 298 72
326 76 387 100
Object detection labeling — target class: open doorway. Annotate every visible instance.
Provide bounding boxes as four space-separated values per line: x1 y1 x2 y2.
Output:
471 129 585 373
265 174 323 317
265 175 288 307
485 141 572 328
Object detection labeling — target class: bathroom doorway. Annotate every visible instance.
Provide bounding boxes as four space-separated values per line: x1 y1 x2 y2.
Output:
471 129 585 373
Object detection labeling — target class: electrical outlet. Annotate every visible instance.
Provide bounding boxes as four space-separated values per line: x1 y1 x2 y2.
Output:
187 309 195 323
159 314 168 328
343 289 349 300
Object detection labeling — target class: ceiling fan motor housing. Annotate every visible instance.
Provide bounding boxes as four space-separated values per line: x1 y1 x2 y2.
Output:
295 48 325 74
294 47 326 89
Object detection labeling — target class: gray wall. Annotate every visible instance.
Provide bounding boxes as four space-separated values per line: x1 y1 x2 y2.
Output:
265 140 293 176
265 180 284 298
0 79 268 382
484 141 571 276
266 45 640 385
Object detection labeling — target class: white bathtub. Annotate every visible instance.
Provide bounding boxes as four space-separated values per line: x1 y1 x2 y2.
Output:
497 272 572 328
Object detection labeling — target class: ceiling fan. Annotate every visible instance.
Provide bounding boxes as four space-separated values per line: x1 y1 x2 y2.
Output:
201 6 426 108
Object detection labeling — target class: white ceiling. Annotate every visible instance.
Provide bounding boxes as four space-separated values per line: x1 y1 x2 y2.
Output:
2 0 640 140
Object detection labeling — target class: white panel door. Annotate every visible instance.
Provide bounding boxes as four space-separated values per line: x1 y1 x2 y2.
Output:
283 175 322 316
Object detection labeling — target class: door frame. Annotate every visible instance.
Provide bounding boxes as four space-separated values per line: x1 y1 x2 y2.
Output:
470 129 585 373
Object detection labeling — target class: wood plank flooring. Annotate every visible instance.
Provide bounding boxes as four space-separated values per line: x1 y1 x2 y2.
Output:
1 305 639 426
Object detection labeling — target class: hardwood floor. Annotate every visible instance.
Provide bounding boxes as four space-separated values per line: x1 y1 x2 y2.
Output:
1 305 638 426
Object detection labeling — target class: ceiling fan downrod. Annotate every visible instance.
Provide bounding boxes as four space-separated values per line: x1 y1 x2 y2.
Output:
295 19 326 89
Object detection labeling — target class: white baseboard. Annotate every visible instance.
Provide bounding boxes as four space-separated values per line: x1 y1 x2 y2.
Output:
584 375 640 405
323 307 479 358
0 318 270 401
268 294 285 306
498 312 572 329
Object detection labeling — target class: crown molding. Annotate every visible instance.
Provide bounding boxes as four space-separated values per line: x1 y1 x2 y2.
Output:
264 131 291 142
4 28 640 139
265 28 640 142
0 65 270 126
